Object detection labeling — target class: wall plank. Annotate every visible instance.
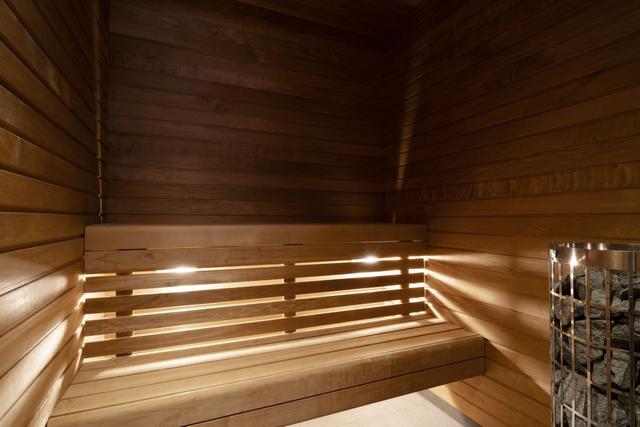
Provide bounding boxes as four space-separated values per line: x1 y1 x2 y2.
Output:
104 0 387 223
387 1 640 425
0 0 105 425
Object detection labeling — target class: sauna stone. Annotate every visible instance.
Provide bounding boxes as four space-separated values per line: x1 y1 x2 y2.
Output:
592 352 637 390
576 341 603 366
574 269 605 303
560 372 587 415
591 390 640 427
557 302 584 326
611 323 640 349
555 271 640 426
561 336 602 367
588 320 609 346
591 390 631 427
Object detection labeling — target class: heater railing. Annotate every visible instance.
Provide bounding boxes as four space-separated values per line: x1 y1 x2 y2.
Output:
550 243 640 427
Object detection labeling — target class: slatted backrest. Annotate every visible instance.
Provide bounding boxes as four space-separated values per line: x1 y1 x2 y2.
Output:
83 224 429 358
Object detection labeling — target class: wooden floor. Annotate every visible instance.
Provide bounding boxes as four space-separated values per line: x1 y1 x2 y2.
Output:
290 390 480 427
49 319 484 427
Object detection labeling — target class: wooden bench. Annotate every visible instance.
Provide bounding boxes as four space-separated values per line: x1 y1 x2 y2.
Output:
48 224 484 426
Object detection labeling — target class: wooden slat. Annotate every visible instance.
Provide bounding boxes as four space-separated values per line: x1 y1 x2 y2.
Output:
5 0 94 113
0 83 96 172
81 224 429 359
107 116 386 159
25 351 82 427
0 288 82 378
463 375 549 425
426 246 547 277
428 214 640 241
234 0 389 40
106 71 382 126
107 0 382 71
84 257 424 292
484 358 548 407
85 284 282 314
52 328 483 425
0 238 83 296
0 0 104 423
106 161 384 193
83 302 426 357
485 342 549 392
85 273 422 313
108 83 382 133
379 1 615 410
430 290 547 342
85 240 426 273
0 262 82 335
105 147 380 183
428 261 546 299
108 99 380 145
104 213 390 225
0 125 96 194
85 287 424 335
0 1 94 131
445 381 542 427
188 358 483 427
0 334 82 427
105 197 385 218
0 309 82 417
85 223 426 250
0 169 97 214
0 213 92 252
431 301 548 363
109 34 380 108
106 131 382 168
0 38 93 155
102 0 389 224
431 385 510 427
72 321 454 389
400 0 638 124
75 315 440 377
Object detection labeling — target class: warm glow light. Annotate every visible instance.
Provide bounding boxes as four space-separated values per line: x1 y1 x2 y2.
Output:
362 256 379 264
569 254 579 268
158 266 197 274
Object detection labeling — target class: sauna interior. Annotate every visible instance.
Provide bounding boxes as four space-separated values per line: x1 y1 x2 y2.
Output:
1 0 639 426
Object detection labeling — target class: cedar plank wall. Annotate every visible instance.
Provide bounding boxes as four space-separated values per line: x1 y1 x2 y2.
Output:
386 1 640 426
104 0 389 224
0 1 108 425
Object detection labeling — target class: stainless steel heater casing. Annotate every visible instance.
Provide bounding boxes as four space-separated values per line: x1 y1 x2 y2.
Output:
550 243 640 426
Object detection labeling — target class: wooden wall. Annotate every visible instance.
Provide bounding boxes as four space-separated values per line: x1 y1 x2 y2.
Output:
104 0 390 224
0 0 107 425
386 1 640 425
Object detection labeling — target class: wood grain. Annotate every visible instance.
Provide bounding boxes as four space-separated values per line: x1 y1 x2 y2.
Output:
49 323 484 427
386 1 640 425
103 0 390 223
0 0 105 425
81 223 429 357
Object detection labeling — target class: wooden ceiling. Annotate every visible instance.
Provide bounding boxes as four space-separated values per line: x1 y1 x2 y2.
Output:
235 0 425 40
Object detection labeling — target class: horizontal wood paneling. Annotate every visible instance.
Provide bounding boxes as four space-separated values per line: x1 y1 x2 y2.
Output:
0 0 105 425
82 223 429 358
386 0 640 425
104 0 389 223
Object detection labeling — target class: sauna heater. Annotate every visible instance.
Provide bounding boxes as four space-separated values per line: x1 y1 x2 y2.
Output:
550 243 640 426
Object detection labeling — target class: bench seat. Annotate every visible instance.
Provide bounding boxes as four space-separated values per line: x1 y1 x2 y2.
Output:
49 319 483 427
